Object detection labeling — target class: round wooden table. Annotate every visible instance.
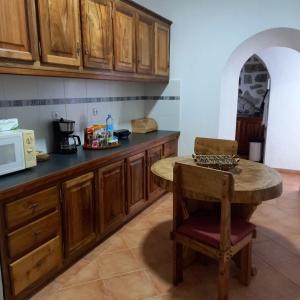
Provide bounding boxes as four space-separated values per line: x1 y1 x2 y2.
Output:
151 156 283 219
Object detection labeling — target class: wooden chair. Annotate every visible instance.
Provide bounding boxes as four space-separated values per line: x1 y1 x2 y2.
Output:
173 163 255 300
194 137 238 155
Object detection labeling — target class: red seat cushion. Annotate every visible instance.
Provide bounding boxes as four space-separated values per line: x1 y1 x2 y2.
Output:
177 214 255 248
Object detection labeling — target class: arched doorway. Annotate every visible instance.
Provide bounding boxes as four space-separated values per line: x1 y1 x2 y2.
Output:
235 55 270 160
218 28 300 170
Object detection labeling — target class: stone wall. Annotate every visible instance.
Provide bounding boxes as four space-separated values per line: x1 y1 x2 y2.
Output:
237 55 269 116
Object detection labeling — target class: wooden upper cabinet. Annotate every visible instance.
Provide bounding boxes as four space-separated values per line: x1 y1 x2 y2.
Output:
0 0 37 61
113 1 136 72
154 22 170 77
37 0 82 67
62 173 96 256
81 0 113 70
136 13 154 75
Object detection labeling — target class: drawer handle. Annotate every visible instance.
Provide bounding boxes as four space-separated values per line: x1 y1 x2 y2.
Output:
29 203 39 212
33 231 42 238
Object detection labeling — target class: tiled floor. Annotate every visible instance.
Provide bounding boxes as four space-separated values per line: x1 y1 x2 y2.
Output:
31 172 300 300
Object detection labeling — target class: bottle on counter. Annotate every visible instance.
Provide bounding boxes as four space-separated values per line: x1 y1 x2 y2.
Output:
106 114 114 143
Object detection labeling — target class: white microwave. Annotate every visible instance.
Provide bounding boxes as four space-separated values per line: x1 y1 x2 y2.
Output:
0 129 37 176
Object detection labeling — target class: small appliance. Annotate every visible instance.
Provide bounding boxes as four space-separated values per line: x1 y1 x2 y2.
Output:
0 129 37 176
53 118 81 154
113 129 131 140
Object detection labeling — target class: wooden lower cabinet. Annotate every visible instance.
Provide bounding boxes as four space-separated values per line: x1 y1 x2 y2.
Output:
9 236 62 296
126 152 147 214
62 173 96 256
0 135 179 300
147 145 164 202
98 160 126 235
163 139 178 158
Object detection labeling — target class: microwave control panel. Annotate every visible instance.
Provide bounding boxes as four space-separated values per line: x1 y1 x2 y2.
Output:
22 130 37 168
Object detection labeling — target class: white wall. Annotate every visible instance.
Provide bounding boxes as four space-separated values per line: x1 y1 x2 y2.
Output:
0 76 145 152
219 28 300 140
144 80 180 131
0 75 180 153
136 0 300 155
257 47 300 170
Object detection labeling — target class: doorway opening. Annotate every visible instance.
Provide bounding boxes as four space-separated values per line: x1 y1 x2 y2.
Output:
235 55 270 161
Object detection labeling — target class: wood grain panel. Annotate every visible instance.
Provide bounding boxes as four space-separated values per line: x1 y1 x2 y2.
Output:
127 152 147 214
163 139 178 158
147 145 164 202
9 236 62 296
154 22 170 77
5 187 59 231
62 172 96 256
81 0 113 69
98 160 126 234
113 1 136 72
136 13 154 74
7 211 60 260
235 117 264 157
0 0 37 61
37 0 81 66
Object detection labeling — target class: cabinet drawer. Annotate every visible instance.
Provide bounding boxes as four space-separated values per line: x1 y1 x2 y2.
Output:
9 236 62 296
163 139 178 158
5 187 59 230
8 211 60 260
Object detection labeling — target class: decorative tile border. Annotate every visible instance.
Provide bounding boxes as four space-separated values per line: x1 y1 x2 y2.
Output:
0 96 180 108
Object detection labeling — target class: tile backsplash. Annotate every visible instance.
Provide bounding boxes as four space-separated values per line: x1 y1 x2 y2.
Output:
0 75 180 153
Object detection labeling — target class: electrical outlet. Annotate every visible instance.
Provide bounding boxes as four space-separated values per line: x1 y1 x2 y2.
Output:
92 108 98 116
52 111 62 120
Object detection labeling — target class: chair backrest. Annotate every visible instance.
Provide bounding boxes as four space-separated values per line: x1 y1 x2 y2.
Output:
194 137 238 155
173 163 234 250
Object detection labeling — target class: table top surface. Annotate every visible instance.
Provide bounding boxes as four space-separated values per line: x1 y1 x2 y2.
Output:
151 156 283 204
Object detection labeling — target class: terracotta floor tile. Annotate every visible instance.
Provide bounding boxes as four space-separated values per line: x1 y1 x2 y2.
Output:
55 260 89 285
130 241 172 269
61 261 101 289
246 264 300 299
273 257 300 286
97 249 143 279
57 280 110 300
30 282 61 300
29 171 300 300
104 270 159 300
253 240 298 266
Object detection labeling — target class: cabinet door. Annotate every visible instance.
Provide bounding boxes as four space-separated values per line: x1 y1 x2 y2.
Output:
163 139 178 158
113 2 136 72
127 152 147 214
147 145 164 202
154 22 170 77
0 0 37 61
81 0 113 70
37 0 81 66
98 160 125 235
136 13 154 74
62 173 96 256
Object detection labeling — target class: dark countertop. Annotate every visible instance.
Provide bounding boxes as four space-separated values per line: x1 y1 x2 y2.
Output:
0 131 179 194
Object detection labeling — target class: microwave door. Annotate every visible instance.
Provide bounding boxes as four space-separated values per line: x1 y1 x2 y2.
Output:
0 136 25 176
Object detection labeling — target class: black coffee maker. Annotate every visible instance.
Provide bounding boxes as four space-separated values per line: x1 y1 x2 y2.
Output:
53 118 81 154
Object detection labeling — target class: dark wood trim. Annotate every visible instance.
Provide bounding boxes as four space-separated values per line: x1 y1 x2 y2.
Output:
0 65 169 83
121 0 172 25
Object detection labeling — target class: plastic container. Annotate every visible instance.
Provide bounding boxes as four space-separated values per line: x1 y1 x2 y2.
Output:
249 139 264 162
106 114 114 143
